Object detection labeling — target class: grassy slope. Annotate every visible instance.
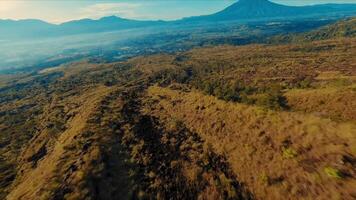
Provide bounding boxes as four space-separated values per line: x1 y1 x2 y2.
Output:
131 37 356 122
144 85 356 199
7 86 113 199
0 62 142 199
0 24 355 199
285 85 356 121
270 17 356 43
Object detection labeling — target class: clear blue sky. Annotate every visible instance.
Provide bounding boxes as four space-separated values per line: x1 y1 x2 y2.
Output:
0 0 355 24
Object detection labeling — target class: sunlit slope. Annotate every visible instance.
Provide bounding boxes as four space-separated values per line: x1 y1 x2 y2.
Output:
144 85 356 199
7 86 116 199
270 17 356 43
0 63 142 199
130 37 356 122
285 84 356 121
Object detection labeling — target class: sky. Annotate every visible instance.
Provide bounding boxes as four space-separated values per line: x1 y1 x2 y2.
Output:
0 0 355 24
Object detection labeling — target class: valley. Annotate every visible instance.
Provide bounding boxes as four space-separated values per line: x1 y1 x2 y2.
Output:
0 18 336 73
1 0 356 73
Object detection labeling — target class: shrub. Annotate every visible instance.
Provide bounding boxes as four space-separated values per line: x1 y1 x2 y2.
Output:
298 77 313 89
324 167 343 179
218 173 237 198
255 84 289 110
193 79 289 109
260 172 270 186
197 79 253 102
255 93 288 110
332 79 351 87
202 81 215 95
282 148 298 159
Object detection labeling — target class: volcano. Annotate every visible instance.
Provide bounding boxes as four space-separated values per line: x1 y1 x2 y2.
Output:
214 0 302 19
185 0 356 21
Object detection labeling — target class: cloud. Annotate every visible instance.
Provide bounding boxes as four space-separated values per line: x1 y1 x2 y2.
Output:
80 3 142 19
0 1 21 12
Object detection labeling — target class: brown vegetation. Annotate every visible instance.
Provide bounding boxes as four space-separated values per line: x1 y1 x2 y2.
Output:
0 32 355 199
144 85 356 199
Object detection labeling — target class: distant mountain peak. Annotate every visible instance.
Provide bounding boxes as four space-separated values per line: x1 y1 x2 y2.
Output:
100 15 122 20
101 15 119 19
212 0 290 19
1 0 356 39
184 0 356 22
235 0 275 6
237 0 270 3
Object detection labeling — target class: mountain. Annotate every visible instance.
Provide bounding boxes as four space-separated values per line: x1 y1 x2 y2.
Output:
0 19 55 39
0 0 355 40
58 16 165 35
0 16 165 40
184 0 356 22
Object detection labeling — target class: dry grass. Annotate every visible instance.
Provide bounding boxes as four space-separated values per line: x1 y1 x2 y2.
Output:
144 85 356 200
7 85 113 200
0 34 355 199
285 84 356 121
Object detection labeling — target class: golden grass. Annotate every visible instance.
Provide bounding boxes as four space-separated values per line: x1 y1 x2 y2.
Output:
315 71 356 81
285 84 356 121
7 85 113 200
1 35 355 200
144 85 356 200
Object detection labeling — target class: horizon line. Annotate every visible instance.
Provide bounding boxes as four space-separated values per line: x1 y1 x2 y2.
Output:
0 0 355 25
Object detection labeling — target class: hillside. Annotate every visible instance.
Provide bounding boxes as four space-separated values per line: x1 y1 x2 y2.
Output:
0 31 355 199
270 17 356 43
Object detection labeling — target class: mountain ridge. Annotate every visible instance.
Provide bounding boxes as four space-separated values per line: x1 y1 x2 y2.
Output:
0 0 355 39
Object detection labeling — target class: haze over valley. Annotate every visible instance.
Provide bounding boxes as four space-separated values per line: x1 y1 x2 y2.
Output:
0 0 355 72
